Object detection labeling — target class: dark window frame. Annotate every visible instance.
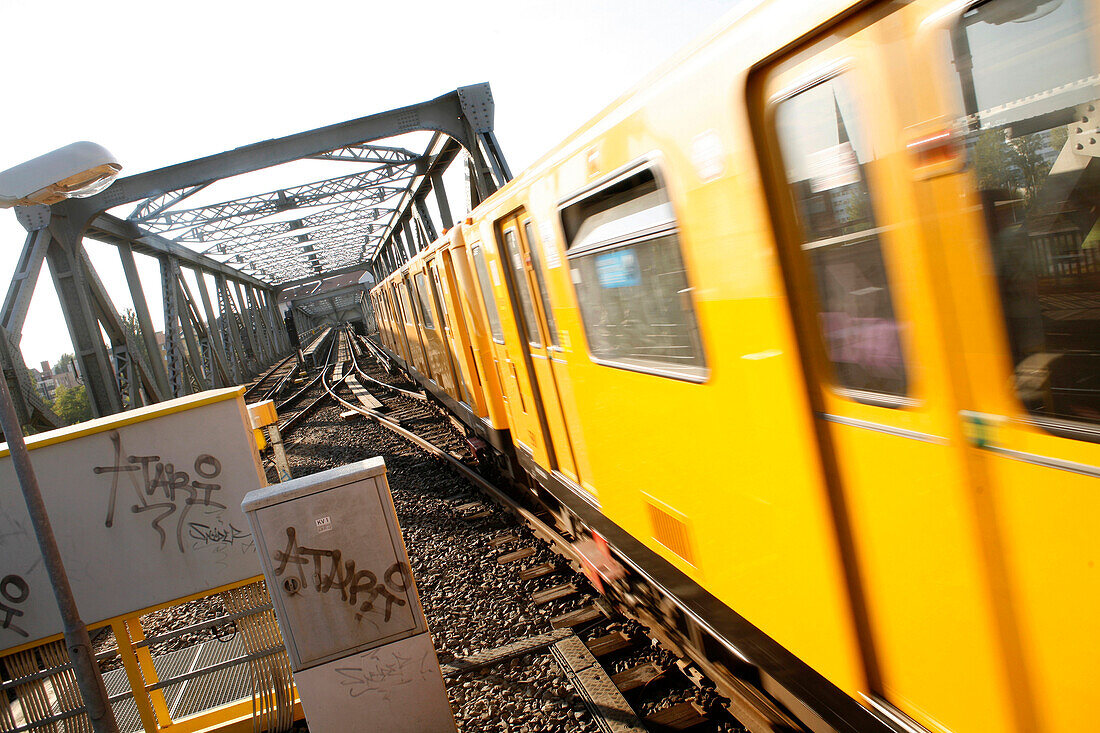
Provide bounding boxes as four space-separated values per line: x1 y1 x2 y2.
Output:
558 159 709 383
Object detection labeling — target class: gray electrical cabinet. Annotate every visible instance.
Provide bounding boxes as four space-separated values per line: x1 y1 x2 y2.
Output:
242 457 455 732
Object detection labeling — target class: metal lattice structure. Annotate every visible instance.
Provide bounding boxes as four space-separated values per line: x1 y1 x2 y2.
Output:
0 84 510 430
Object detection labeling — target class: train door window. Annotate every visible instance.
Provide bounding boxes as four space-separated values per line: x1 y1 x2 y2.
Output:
429 264 450 323
471 244 505 343
414 272 435 329
560 165 706 381
502 227 542 346
388 289 401 328
524 221 561 347
400 281 415 326
953 0 1100 434
775 74 909 399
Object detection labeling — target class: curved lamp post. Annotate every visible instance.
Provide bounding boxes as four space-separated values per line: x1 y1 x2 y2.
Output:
0 142 122 733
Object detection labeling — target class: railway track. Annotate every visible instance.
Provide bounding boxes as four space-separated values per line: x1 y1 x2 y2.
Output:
242 353 298 402
269 327 743 732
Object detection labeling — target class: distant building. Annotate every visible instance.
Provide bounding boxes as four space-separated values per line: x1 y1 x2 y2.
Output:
32 360 78 403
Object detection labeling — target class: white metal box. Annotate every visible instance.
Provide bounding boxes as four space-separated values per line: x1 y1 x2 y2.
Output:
242 457 427 669
242 457 455 733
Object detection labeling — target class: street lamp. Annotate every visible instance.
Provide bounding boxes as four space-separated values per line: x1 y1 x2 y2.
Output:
0 142 121 733
0 141 121 206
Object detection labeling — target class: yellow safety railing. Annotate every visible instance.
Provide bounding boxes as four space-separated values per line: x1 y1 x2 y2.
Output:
1 578 302 733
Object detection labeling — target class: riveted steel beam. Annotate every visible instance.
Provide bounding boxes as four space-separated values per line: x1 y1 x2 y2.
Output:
58 85 497 228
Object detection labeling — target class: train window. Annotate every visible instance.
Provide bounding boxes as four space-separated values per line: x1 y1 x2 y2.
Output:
502 227 542 346
775 75 909 399
387 289 400 329
471 244 505 343
429 265 449 324
400 281 415 326
414 272 435 329
524 221 561 347
560 167 706 381
954 0 1100 434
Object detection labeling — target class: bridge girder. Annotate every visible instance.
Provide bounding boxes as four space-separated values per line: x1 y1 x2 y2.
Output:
1 84 509 428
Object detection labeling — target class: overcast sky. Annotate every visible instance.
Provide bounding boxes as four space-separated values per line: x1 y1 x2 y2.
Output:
0 0 736 370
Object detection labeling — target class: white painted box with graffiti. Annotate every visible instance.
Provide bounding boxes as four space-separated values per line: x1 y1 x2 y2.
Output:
242 457 455 732
0 387 266 652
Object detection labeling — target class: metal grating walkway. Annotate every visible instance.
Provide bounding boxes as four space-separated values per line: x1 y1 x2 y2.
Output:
103 635 253 733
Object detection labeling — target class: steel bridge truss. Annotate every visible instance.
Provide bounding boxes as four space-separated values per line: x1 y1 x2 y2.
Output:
1 84 510 430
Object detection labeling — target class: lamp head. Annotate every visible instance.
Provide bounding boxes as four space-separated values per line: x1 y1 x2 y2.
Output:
0 141 121 208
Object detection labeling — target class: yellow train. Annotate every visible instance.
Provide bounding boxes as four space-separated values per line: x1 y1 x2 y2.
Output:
370 0 1100 730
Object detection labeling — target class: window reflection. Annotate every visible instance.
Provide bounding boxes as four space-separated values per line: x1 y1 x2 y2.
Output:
777 75 909 398
956 0 1100 431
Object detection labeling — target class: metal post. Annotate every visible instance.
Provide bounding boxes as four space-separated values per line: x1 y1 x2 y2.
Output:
161 256 185 397
244 286 273 363
401 220 417 257
431 172 453 230
266 424 292 483
1 229 52 337
0 375 120 733
118 242 171 397
45 232 122 417
233 280 263 364
415 197 437 243
216 275 246 379
193 270 237 383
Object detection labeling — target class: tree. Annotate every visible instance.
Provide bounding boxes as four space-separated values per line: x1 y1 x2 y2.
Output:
55 352 75 374
52 384 91 425
121 308 151 365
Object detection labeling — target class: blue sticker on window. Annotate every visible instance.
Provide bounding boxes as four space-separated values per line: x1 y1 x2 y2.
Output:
595 249 641 288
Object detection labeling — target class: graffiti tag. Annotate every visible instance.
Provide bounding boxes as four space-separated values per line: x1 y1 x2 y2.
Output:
94 431 228 553
335 648 434 699
188 522 253 551
273 526 409 624
0 574 29 638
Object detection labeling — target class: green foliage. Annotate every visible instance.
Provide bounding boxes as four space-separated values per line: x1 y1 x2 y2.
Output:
121 308 151 364
51 384 92 425
55 353 75 374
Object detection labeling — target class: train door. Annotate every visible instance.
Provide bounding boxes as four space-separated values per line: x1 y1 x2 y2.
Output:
400 275 433 378
453 237 510 432
918 2 1100 731
473 227 549 462
755 8 1021 732
495 212 579 477
426 257 464 400
412 266 453 391
395 279 421 368
437 248 486 413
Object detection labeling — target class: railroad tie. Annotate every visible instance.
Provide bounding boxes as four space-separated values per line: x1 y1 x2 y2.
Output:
585 631 632 658
644 701 709 730
530 582 577 606
611 663 666 693
497 547 536 564
345 375 385 411
550 605 604 629
518 562 557 581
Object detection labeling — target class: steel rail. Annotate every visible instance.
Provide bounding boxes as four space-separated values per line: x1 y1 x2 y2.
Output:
277 332 345 434
320 351 585 570
260 359 301 402
242 353 296 399
345 333 427 401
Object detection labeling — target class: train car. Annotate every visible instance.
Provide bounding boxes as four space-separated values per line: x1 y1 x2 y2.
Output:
376 229 515 454
372 0 1100 731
